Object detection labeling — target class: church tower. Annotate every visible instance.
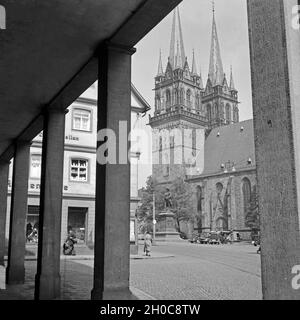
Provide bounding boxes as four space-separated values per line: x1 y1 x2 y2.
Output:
149 7 206 185
202 6 239 129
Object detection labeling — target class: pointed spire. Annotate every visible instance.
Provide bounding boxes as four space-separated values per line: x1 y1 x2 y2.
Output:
208 2 224 85
157 49 164 76
199 67 204 89
169 7 186 69
230 65 236 90
191 49 198 76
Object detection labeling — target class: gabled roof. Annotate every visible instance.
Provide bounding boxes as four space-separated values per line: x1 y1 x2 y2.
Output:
131 83 151 114
200 119 255 176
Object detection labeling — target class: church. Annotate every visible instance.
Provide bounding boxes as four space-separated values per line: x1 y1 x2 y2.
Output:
149 7 257 240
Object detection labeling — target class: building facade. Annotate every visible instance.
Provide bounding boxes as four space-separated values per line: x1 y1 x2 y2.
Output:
5 83 150 251
149 7 256 240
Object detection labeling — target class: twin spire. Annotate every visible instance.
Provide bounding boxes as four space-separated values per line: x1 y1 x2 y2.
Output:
169 7 186 69
157 5 235 91
208 7 224 85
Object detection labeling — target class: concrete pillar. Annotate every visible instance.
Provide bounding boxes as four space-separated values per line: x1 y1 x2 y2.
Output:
91 43 136 300
0 160 10 266
6 141 31 284
248 0 300 299
34 108 66 300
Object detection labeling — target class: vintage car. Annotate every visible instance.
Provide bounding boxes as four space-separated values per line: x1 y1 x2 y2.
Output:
208 231 221 245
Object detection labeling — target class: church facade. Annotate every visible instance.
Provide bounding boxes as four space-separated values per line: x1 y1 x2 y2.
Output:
149 7 257 240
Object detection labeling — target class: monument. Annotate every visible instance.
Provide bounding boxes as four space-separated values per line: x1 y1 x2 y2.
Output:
155 188 181 241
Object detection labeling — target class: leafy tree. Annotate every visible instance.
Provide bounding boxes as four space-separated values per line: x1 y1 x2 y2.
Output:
138 175 196 234
245 185 260 230
137 176 164 234
170 176 195 232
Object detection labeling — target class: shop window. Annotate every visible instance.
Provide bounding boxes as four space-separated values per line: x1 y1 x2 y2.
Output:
68 207 88 244
26 205 39 243
70 159 89 182
73 108 91 131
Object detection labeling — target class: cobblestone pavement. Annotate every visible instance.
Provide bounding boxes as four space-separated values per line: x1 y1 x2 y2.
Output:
130 242 262 300
0 242 262 300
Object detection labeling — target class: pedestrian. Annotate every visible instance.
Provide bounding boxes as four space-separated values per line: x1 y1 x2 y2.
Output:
63 228 77 255
144 232 152 257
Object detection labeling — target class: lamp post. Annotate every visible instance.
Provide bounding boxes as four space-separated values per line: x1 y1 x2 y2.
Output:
152 192 156 245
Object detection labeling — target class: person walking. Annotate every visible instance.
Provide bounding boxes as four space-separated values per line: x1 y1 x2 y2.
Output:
144 232 152 257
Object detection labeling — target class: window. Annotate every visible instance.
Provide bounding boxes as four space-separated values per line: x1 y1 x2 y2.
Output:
166 90 171 107
192 129 196 157
70 159 89 182
30 154 41 179
156 95 161 110
226 104 231 123
73 109 91 131
242 178 251 218
186 89 191 107
207 104 212 121
216 182 223 194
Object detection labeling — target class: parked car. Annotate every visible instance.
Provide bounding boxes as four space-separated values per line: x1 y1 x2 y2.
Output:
208 231 221 245
199 232 210 244
189 233 200 244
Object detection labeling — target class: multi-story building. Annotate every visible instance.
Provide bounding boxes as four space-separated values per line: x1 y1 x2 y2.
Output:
5 83 150 251
149 7 256 239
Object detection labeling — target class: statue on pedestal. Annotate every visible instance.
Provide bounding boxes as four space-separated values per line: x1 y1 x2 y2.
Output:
164 188 173 210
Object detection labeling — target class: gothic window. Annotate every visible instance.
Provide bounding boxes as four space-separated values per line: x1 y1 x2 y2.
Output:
174 89 179 105
195 94 200 111
156 95 161 110
192 129 196 157
180 88 184 104
186 89 192 108
226 104 231 123
214 103 219 119
242 178 251 218
233 107 239 123
166 90 171 108
196 186 203 213
207 104 212 122
159 136 162 151
170 136 175 148
216 182 223 194
163 154 170 177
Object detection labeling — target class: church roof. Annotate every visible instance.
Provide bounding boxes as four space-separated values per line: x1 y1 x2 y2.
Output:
200 119 255 176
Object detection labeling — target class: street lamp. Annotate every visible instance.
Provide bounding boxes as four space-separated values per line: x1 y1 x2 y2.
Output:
152 192 156 245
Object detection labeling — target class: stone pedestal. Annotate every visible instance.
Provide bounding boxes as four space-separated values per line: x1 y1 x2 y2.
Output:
155 211 181 242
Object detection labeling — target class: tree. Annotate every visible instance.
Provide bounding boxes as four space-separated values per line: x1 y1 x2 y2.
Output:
245 185 260 231
169 176 195 233
137 176 164 234
137 175 196 234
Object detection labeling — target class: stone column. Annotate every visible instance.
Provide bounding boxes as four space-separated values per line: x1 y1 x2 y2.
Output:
0 160 10 266
91 43 136 300
6 141 31 284
34 108 66 300
248 0 300 299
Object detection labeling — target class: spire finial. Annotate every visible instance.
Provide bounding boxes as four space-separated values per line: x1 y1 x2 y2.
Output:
212 0 215 15
156 49 164 77
168 6 186 69
191 49 198 76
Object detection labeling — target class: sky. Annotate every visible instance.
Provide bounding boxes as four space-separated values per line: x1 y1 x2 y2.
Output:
131 0 253 188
